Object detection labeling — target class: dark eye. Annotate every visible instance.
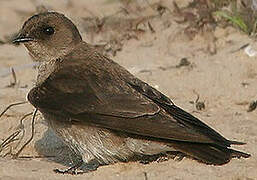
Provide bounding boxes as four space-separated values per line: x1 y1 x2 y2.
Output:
43 26 54 35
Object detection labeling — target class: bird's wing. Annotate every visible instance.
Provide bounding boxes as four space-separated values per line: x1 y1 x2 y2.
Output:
29 61 160 119
28 54 232 146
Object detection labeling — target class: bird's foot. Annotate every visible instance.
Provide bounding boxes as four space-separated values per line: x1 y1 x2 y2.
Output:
53 160 83 175
54 160 100 175
156 155 169 163
166 151 186 161
139 153 167 164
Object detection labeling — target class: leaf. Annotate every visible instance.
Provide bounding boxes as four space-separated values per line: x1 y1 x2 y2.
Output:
214 11 249 33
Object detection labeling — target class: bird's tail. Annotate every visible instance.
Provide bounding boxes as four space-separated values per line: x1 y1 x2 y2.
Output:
169 142 250 165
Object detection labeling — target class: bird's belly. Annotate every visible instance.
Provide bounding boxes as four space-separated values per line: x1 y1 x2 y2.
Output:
126 137 175 155
44 117 133 164
42 113 175 164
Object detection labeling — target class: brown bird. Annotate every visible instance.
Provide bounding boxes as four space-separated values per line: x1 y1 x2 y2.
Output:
13 12 250 174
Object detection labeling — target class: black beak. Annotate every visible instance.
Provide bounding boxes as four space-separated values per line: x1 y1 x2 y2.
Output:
12 35 34 44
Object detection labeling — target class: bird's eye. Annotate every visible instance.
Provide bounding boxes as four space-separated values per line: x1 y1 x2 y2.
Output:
43 26 55 36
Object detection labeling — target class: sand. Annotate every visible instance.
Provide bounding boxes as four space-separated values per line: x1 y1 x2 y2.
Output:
0 0 256 179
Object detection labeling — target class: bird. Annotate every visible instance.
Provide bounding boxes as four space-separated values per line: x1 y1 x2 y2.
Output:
13 12 250 174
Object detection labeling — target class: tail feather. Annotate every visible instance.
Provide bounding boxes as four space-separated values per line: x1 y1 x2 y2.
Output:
230 148 251 158
169 142 250 165
229 140 246 145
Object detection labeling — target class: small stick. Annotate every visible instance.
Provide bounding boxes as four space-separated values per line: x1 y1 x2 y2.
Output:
0 101 28 118
20 112 33 124
11 67 17 85
6 67 17 88
14 112 33 150
13 109 38 158
143 172 148 180
148 22 155 33
230 43 249 53
0 112 33 156
0 130 21 150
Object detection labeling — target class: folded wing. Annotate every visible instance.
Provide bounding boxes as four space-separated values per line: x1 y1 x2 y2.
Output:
28 54 240 148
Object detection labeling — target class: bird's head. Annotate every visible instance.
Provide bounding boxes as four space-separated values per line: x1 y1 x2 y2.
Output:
13 12 82 62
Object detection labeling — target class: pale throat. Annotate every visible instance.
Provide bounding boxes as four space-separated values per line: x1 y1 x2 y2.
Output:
36 59 58 86
24 41 72 62
24 39 80 85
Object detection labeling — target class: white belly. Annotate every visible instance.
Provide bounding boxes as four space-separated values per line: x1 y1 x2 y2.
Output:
43 113 175 165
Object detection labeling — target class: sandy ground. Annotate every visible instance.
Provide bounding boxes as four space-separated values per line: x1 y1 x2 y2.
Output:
0 0 257 179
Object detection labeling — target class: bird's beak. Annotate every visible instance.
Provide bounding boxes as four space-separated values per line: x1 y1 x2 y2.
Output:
12 34 34 44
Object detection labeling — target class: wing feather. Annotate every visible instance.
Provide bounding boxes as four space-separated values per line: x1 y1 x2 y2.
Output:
28 53 234 147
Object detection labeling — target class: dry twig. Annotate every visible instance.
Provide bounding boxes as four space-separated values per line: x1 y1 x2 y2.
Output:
0 112 33 157
0 102 38 158
0 101 28 118
13 109 38 158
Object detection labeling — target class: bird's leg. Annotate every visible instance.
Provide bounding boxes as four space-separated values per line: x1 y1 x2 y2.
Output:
156 154 169 163
139 153 166 164
54 159 100 175
79 159 100 172
53 159 83 175
166 151 186 161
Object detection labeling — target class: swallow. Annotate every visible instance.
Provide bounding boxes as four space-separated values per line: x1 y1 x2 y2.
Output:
13 12 250 174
